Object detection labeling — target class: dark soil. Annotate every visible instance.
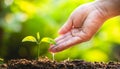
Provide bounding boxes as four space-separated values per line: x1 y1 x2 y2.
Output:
0 57 120 69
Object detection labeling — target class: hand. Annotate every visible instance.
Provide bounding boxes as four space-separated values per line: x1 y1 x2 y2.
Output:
49 0 120 53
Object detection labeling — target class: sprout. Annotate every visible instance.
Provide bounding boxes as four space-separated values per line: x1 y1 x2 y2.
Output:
22 32 56 60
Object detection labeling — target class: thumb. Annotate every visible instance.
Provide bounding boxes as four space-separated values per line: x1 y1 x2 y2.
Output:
58 4 89 34
58 19 73 34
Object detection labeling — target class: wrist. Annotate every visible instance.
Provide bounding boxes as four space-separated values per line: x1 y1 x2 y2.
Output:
95 0 120 18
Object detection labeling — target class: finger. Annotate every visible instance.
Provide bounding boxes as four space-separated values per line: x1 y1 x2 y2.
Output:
50 32 72 47
50 33 72 51
55 32 71 42
58 19 72 34
71 6 89 28
49 36 82 53
59 5 89 34
56 33 72 45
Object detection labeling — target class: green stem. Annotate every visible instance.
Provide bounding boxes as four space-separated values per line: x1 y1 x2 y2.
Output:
37 41 41 60
37 44 40 60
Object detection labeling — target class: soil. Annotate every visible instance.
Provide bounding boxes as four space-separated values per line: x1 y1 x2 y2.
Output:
0 57 120 69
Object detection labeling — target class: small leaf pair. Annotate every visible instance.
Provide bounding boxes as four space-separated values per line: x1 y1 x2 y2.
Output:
22 32 56 45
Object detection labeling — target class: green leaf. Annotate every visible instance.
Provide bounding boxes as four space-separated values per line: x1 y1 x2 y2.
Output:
41 37 56 45
22 36 37 42
37 32 40 40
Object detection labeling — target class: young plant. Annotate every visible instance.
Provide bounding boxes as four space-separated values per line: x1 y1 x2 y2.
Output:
22 32 56 60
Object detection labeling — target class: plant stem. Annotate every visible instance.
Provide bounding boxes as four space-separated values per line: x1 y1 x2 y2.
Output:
37 41 40 60
37 44 40 60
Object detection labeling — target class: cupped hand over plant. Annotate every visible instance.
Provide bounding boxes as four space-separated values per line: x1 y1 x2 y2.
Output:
49 0 120 53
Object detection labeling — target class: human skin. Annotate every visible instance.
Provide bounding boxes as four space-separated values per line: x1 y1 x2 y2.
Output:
49 0 120 53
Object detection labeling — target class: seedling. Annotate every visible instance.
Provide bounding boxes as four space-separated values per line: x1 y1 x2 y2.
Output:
22 32 56 60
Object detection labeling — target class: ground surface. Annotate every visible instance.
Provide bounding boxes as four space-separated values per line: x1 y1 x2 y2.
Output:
0 58 120 69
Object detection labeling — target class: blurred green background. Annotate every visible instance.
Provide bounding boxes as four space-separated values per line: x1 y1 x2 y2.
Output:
0 0 120 62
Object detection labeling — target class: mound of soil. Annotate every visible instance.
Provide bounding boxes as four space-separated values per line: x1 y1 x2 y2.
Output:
0 57 120 69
